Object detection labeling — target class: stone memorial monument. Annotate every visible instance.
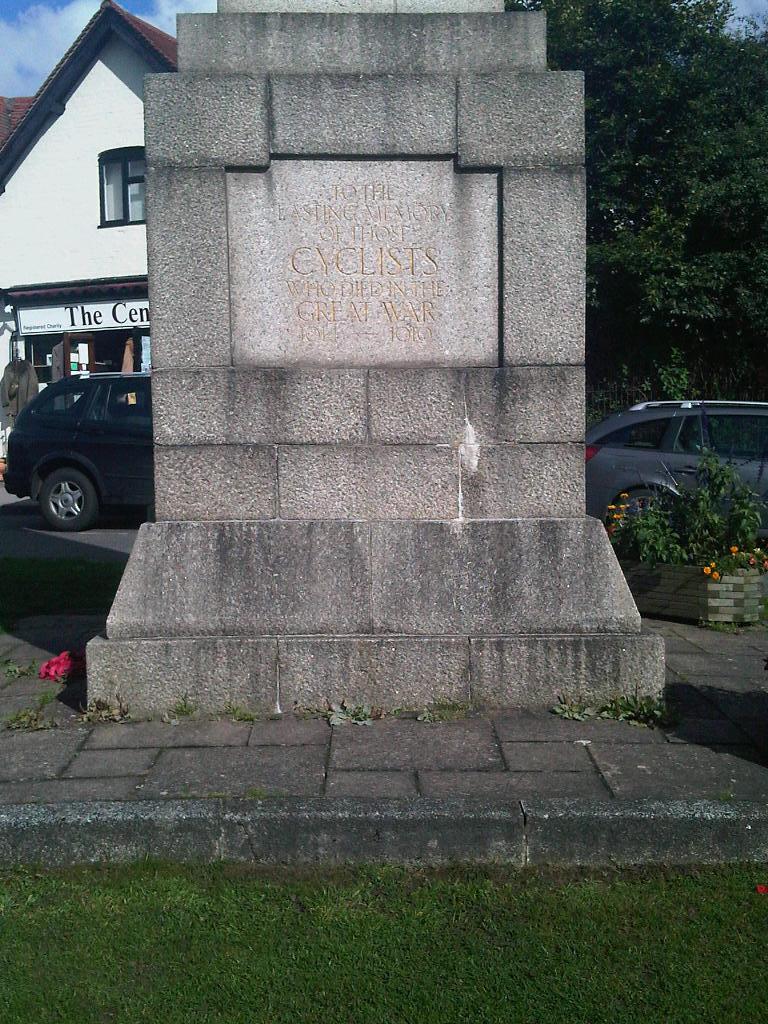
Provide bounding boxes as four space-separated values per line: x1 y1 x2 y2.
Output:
87 0 665 715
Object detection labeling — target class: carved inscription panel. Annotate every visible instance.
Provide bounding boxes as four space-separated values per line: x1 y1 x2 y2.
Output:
227 159 499 366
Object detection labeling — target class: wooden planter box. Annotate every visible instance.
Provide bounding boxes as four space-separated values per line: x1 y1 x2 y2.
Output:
621 562 762 624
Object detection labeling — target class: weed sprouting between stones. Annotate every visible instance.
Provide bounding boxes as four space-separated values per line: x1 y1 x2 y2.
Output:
552 694 675 728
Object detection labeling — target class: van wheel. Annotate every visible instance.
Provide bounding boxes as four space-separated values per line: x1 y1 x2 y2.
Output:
39 468 100 532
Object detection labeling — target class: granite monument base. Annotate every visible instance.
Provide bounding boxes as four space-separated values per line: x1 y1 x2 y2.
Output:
87 517 665 715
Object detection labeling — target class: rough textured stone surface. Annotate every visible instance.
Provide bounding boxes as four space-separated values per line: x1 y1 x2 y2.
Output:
63 749 158 779
271 74 456 155
500 742 594 772
326 771 418 798
459 72 584 167
0 731 86 782
146 167 230 369
84 721 253 749
591 745 768 800
178 13 545 75
419 771 609 800
371 519 642 635
460 443 585 518
154 445 276 521
248 719 331 746
331 719 503 770
464 366 585 443
502 167 586 365
278 638 470 709
0 778 143 805
152 368 367 446
493 708 667 744
140 746 327 799
524 799 768 865
278 445 458 519
367 366 585 443
105 522 371 639
227 159 498 367
471 635 666 706
368 369 466 443
87 637 278 715
145 74 269 167
0 799 527 866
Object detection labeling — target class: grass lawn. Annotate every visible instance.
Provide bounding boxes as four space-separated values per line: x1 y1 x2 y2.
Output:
0 557 124 631
1 863 767 1023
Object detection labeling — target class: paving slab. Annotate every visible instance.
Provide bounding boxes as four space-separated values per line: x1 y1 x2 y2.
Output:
85 720 252 749
63 748 159 778
248 718 330 746
0 777 143 804
419 771 609 800
493 709 667 744
664 718 753 746
500 741 595 771
139 746 327 799
591 744 768 800
326 771 418 798
330 719 503 771
0 730 86 782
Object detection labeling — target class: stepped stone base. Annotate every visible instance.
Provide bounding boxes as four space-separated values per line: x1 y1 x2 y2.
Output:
86 517 665 715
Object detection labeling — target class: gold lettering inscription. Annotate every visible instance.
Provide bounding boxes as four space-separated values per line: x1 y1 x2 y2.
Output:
278 177 450 350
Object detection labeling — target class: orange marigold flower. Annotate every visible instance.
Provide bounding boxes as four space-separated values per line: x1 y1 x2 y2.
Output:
712 571 721 581
703 566 712 575
612 513 622 521
730 546 739 555
607 505 617 510
619 492 629 499
710 562 716 568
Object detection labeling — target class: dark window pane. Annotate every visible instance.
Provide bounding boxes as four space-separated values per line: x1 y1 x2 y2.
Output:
104 381 151 431
102 161 123 221
706 415 768 460
31 387 89 422
674 416 703 454
127 181 145 222
128 158 145 178
602 417 671 450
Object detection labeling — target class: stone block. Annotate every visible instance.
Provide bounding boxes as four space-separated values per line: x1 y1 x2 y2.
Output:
523 799 768 866
371 518 642 635
85 720 253 749
502 167 586 365
330 719 503 770
278 637 470 709
419 771 609 800
368 369 466 443
464 366 585 443
105 521 371 638
86 636 278 715
152 368 367 445
145 74 269 167
154 445 277 521
460 443 584 518
458 72 584 168
271 74 455 154
139 747 327 799
63 749 157 779
0 731 85 783
278 445 458 519
226 159 499 367
146 167 231 369
178 13 545 75
326 772 418 799
470 634 665 706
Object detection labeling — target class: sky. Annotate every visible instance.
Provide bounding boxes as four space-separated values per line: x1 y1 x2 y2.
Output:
0 0 765 96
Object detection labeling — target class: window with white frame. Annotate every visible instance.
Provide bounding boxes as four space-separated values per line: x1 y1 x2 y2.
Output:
99 147 146 226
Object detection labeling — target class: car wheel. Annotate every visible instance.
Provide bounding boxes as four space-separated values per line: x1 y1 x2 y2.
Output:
39 468 100 532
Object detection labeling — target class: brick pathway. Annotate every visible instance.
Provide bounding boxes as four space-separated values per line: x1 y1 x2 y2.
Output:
1 615 766 806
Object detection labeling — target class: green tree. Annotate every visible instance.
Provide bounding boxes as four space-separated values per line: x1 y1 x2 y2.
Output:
506 0 768 391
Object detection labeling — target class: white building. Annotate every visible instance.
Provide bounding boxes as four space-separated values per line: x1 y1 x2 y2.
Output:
0 0 176 382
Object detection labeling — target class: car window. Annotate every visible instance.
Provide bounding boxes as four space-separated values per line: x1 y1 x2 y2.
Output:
705 414 768 460
104 380 151 432
673 415 703 455
29 384 90 424
600 417 672 450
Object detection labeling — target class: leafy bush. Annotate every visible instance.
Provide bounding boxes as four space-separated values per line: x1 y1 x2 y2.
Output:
609 451 766 570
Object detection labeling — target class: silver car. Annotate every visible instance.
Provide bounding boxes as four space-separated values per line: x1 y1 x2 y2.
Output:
585 401 768 528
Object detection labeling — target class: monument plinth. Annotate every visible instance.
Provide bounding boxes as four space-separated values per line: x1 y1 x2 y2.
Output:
87 0 665 714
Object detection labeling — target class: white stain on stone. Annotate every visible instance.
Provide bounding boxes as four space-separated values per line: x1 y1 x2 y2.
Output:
455 415 480 530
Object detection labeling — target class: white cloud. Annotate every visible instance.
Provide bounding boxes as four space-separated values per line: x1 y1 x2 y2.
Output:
0 1 215 97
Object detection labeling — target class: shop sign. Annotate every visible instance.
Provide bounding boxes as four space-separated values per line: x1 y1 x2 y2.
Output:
17 300 150 335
